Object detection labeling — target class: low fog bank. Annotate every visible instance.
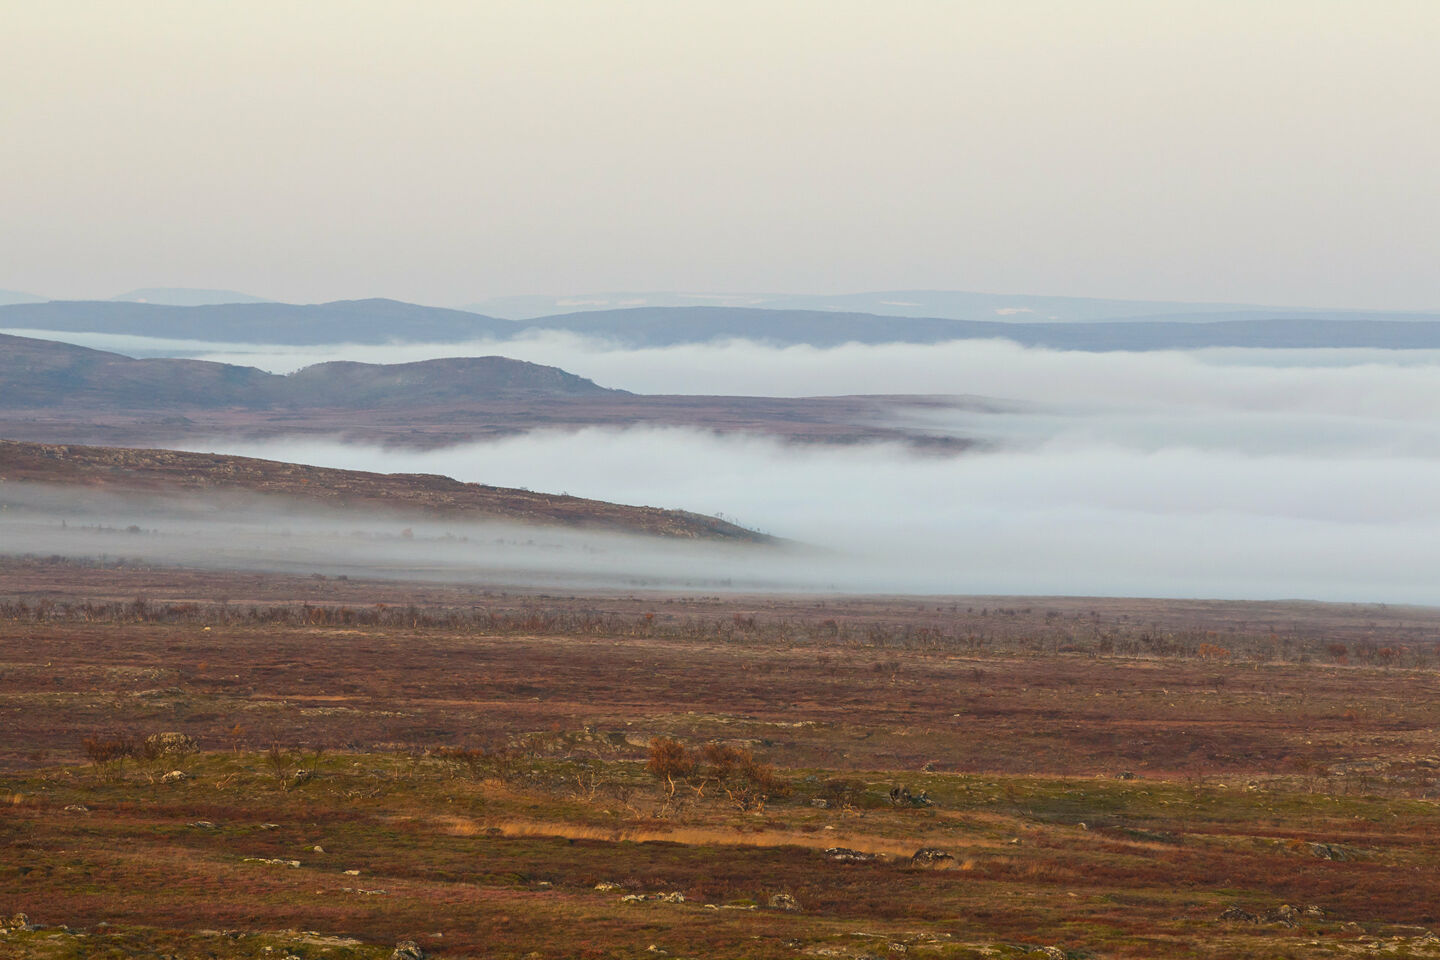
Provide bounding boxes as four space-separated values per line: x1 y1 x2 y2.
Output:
162 428 1440 604
12 333 1440 602
0 484 819 592
15 327 1440 414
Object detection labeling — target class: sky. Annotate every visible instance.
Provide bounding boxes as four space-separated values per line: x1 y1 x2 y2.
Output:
2 1 1438 309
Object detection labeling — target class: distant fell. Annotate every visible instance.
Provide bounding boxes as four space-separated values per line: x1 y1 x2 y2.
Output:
0 333 616 409
0 439 767 542
110 287 273 306
0 298 513 345
519 306 1440 349
8 297 1440 350
465 289 1288 322
286 356 617 406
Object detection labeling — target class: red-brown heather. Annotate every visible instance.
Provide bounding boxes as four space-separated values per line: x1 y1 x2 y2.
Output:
3 557 1440 959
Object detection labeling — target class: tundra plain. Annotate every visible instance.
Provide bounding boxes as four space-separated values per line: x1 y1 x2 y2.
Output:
3 558 1440 959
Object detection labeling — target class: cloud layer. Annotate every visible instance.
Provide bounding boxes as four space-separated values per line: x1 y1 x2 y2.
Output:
174 425 1440 604
11 331 1440 602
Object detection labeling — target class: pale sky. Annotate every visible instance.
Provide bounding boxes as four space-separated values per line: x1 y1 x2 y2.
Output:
2 0 1437 308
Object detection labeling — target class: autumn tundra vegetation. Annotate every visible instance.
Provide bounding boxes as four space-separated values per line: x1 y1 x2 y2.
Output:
3 558 1440 959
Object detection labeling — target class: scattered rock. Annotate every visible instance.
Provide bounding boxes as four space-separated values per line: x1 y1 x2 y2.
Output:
1268 904 1301 926
243 857 301 868
1221 903 1325 926
888 786 933 807
1029 948 1066 960
825 847 877 863
161 770 188 783
312 845 325 853
623 891 686 904
1 913 33 933
910 847 955 868
63 804 89 814
345 869 361 876
1310 842 1351 861
767 893 801 911
391 941 425 960
594 881 622 891
1114 771 1138 780
810 798 829 808
188 820 215 829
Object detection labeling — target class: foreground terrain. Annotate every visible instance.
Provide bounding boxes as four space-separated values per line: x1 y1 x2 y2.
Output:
3 560 1440 958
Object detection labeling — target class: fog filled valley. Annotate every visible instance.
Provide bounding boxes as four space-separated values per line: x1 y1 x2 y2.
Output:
8 328 1440 601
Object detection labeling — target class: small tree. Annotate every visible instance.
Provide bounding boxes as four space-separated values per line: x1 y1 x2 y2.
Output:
646 737 698 812
701 742 786 812
82 733 136 781
646 737 786 815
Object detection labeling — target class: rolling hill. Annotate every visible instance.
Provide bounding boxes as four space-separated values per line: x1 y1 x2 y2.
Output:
0 439 768 542
0 333 614 409
0 333 979 450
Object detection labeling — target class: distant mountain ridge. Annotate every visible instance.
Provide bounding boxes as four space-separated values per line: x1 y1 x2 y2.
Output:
464 289 1297 322
6 296 1440 350
0 298 513 345
110 287 273 306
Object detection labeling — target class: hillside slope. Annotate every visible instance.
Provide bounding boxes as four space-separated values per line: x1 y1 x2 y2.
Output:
0 440 768 542
0 333 616 408
0 333 976 451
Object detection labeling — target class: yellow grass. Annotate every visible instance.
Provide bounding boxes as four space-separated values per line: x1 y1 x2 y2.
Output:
433 815 924 858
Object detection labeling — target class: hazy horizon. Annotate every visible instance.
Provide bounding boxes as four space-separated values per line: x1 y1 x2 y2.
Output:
4 2 1439 309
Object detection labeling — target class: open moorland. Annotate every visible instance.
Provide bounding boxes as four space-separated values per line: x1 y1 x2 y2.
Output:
3 558 1440 959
